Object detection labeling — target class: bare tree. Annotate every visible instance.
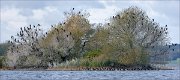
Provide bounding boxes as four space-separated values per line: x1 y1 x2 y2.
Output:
39 9 92 67
6 24 45 68
107 6 170 65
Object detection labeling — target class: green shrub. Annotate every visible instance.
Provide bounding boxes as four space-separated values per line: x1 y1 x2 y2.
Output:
139 53 149 65
83 49 102 59
0 56 6 68
79 58 90 67
79 57 116 67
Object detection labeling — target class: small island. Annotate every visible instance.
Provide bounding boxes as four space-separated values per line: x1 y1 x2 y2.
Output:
0 6 178 71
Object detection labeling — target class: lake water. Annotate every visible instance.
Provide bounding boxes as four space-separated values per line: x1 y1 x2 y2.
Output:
0 70 180 80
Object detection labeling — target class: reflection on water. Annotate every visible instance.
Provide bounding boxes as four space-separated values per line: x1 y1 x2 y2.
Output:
0 70 180 80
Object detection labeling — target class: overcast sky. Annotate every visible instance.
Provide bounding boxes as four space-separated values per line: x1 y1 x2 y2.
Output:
0 0 179 44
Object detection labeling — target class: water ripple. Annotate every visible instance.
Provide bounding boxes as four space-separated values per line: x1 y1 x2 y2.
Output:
0 70 179 80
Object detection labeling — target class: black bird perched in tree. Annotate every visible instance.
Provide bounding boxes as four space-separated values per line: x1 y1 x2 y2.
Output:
56 29 59 32
70 32 71 35
165 25 167 27
8 40 10 43
64 22 66 24
14 39 16 42
155 26 157 28
132 13 135 15
166 28 167 30
20 27 22 31
61 55 67 61
82 42 86 47
78 11 81 14
34 25 35 28
56 37 59 42
27 27 29 30
73 8 74 10
46 32 48 35
38 24 41 26
35 32 38 36
24 27 26 30
36 38 38 42
152 19 154 21
175 44 177 46
117 15 120 19
161 27 163 29
36 48 39 52
67 35 68 37
51 25 53 28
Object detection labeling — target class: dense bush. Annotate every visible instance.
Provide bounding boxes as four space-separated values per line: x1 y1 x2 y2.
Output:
83 50 101 59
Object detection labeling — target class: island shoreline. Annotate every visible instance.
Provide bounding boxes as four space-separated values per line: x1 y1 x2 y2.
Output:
0 66 174 71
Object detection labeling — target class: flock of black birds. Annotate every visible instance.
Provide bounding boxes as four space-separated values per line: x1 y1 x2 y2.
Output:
109 11 177 54
7 14 77 66
50 24 74 43
8 24 43 53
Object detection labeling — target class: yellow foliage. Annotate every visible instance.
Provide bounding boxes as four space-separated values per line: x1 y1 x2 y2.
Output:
65 15 90 40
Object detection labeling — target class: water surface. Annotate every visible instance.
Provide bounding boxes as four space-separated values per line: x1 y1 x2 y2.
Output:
0 70 179 80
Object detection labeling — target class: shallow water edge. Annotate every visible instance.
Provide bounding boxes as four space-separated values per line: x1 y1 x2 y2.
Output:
0 70 180 80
